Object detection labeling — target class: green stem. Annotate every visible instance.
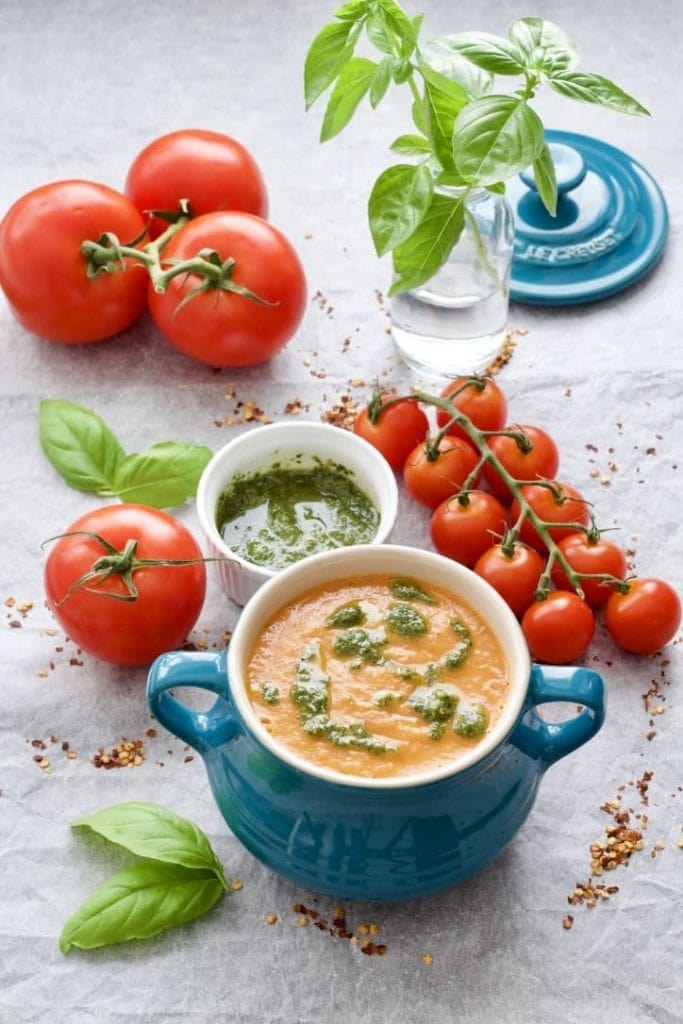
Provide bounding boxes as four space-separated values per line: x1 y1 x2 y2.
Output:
379 385 613 603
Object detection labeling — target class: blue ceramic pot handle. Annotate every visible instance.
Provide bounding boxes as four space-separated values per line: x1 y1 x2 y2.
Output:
146 650 239 753
511 664 606 767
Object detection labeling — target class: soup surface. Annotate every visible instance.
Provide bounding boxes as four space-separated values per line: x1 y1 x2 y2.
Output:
246 574 510 779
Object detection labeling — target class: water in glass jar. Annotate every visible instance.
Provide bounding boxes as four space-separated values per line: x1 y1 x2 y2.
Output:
389 190 513 379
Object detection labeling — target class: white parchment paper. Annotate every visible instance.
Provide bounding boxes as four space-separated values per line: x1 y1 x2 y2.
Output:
1 2 681 1022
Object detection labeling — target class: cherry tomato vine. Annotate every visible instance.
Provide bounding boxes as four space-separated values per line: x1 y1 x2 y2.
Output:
354 378 681 663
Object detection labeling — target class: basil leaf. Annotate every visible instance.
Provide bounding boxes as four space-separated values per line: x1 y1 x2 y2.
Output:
548 71 651 116
420 65 469 172
368 163 434 256
390 133 432 155
389 190 466 296
531 142 558 215
506 18 579 75
441 31 525 75
304 20 360 109
365 9 392 53
369 56 394 108
411 95 429 135
39 399 124 496
453 95 545 186
320 56 377 141
59 863 226 954
420 37 494 97
72 802 227 886
111 441 212 508
437 169 470 187
334 0 369 20
376 0 417 49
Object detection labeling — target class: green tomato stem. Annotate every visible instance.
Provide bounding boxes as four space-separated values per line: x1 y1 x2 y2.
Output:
385 384 615 603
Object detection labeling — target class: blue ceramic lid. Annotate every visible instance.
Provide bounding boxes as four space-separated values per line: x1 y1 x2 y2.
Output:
508 130 668 306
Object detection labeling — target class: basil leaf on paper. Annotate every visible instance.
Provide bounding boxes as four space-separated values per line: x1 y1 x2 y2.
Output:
72 801 227 885
59 862 226 954
39 399 124 495
112 442 212 508
60 802 230 954
39 398 212 508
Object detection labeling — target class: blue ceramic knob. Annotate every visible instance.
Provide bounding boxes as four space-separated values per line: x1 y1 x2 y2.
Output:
508 130 668 305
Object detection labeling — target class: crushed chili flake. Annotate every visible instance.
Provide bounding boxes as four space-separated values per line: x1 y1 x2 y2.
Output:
482 325 523 376
291 902 387 955
320 394 358 430
92 738 145 769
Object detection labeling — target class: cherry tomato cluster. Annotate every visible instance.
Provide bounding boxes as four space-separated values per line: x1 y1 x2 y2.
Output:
0 129 307 367
354 378 681 665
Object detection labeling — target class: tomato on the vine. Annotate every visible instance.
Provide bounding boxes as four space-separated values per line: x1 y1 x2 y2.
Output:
473 543 545 617
430 491 508 567
125 129 268 239
353 394 428 470
147 211 307 367
521 592 595 664
482 425 560 500
511 481 590 552
0 180 148 344
551 533 628 607
605 578 681 655
44 504 207 666
435 377 507 442
403 436 480 509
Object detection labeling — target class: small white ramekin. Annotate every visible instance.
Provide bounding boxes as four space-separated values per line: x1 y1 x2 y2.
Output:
196 421 399 606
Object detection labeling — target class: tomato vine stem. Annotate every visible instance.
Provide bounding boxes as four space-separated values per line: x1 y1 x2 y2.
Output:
374 382 627 602
80 199 274 309
42 531 226 604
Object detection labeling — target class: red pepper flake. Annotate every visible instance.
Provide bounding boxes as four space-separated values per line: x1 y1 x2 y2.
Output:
92 738 145 769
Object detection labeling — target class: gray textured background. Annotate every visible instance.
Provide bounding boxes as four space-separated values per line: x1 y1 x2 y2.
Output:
1 2 681 1022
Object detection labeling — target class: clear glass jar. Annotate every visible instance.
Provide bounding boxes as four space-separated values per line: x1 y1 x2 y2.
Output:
389 187 514 378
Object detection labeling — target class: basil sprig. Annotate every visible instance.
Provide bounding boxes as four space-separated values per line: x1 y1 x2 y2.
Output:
59 802 229 954
39 399 212 508
305 1 649 294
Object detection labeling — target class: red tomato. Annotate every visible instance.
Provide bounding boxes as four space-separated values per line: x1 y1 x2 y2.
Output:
473 543 545 617
125 129 268 239
605 578 681 655
435 377 508 443
403 436 480 509
551 534 628 607
353 394 428 471
44 505 207 666
430 491 508 567
482 425 559 500
521 592 595 664
0 180 148 343
511 481 590 552
147 211 307 367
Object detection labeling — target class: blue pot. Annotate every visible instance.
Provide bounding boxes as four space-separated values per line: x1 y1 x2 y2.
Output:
146 546 605 902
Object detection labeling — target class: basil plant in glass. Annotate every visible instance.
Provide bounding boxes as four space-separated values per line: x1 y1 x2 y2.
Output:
304 0 649 377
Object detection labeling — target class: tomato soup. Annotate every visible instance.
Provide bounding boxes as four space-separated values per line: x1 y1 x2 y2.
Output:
246 574 510 780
